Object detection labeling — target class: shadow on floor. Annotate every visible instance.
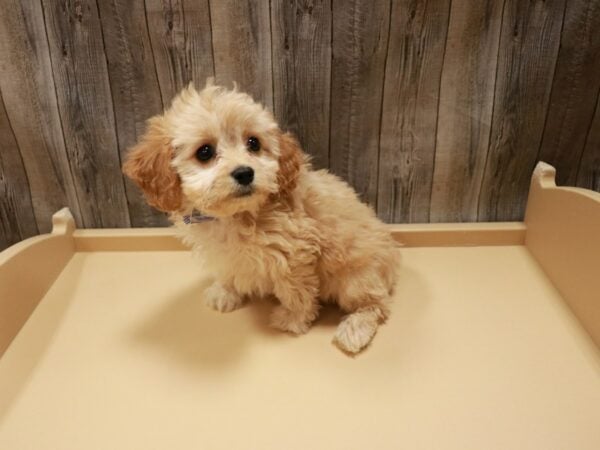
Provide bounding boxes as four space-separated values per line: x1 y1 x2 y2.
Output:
131 278 354 371
131 261 431 369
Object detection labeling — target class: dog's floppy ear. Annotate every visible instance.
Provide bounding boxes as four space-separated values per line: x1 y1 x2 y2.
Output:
122 117 183 212
277 132 304 198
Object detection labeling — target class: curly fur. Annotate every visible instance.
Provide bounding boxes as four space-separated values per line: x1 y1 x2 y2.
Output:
123 81 399 353
122 118 183 212
275 132 303 201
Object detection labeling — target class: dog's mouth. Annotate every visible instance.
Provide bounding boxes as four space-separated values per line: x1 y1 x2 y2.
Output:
233 186 254 198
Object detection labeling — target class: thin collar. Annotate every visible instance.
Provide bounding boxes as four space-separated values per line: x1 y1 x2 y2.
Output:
182 210 216 224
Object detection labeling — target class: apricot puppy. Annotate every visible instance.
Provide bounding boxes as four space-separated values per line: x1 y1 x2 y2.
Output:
124 82 399 353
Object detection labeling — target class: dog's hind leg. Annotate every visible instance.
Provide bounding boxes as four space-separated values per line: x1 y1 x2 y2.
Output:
333 303 389 354
332 272 392 354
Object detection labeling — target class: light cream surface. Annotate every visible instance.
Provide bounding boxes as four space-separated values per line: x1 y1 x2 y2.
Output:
525 162 600 348
0 208 75 355
1 247 599 450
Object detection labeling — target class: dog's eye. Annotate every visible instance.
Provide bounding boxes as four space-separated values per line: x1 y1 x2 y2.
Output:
247 136 261 152
195 144 215 162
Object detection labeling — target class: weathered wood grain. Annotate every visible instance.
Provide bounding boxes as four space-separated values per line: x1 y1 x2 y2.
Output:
0 92 38 250
577 94 600 192
377 0 452 223
41 0 130 228
429 0 504 222
478 0 566 221
272 0 332 170
0 0 598 232
210 0 273 110
97 0 168 226
538 0 600 187
145 0 214 103
0 0 82 232
329 0 390 204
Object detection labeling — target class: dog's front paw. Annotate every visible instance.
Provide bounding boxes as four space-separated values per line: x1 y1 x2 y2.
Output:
270 306 311 335
203 282 244 313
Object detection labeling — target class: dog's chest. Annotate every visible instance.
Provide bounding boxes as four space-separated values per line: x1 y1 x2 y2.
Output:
199 230 290 295
183 214 320 295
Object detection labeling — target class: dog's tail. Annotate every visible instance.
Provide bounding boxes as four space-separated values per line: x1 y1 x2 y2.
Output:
332 304 388 354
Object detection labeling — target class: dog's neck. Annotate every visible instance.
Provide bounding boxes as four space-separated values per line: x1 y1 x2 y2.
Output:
177 190 300 232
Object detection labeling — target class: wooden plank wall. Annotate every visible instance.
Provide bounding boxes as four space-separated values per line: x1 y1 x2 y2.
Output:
1 0 599 249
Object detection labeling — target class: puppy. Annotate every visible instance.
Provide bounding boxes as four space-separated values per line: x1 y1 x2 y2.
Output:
123 81 399 353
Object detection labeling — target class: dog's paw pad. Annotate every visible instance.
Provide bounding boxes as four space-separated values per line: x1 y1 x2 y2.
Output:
333 315 378 354
270 306 310 335
203 283 243 313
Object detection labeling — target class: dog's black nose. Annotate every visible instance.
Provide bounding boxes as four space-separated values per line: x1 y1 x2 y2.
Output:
231 166 254 186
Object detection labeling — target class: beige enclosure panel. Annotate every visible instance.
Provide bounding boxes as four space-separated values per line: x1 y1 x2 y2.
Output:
1 247 599 450
525 162 600 348
0 163 599 449
0 209 75 356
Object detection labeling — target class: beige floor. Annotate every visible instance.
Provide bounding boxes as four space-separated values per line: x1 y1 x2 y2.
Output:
1 247 599 449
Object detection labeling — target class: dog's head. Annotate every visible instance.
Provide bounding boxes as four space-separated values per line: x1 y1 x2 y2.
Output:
123 82 304 218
